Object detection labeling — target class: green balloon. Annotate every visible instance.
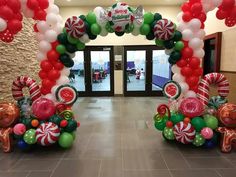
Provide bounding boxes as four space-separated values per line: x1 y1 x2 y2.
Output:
144 12 154 24
91 23 101 35
67 35 79 44
66 43 77 53
140 24 151 35
63 28 67 34
170 51 181 61
191 117 206 132
58 132 74 149
20 117 32 129
174 41 184 51
71 131 76 140
193 133 205 146
56 44 66 54
203 115 218 129
23 129 36 145
86 12 97 25
163 127 175 140
170 113 184 125
76 41 85 50
155 39 164 47
57 33 68 45
154 116 168 131
173 31 182 41
164 40 175 49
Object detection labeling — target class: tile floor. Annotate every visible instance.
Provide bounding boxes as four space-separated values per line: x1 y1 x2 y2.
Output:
1 97 236 177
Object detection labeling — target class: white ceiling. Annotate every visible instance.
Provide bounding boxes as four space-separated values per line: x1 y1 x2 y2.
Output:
55 0 185 7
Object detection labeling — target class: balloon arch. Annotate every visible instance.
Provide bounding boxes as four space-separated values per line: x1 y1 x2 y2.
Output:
0 0 235 152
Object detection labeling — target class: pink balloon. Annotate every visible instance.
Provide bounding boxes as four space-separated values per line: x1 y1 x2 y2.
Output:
13 123 26 135
179 97 204 118
201 127 213 139
32 98 56 120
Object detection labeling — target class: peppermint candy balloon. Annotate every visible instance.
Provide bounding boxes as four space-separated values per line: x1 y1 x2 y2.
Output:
65 16 85 39
154 19 175 40
36 122 60 146
173 121 196 144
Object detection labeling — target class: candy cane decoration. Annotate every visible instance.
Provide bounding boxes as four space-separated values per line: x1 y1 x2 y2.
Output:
197 73 229 106
12 76 41 102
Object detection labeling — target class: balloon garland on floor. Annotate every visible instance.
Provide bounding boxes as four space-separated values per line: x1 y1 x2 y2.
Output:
0 0 235 152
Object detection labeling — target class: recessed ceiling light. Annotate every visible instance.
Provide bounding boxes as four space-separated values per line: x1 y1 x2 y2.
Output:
67 0 71 2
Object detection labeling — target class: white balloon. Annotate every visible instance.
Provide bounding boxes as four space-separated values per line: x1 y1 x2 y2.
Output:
202 0 216 12
79 34 90 43
189 38 203 50
39 40 52 52
68 53 76 59
35 33 45 41
165 49 173 55
36 52 46 62
37 21 49 33
195 29 206 39
212 0 223 7
179 82 189 93
61 67 70 76
182 29 194 41
193 48 205 58
185 90 197 98
44 94 56 101
53 23 63 34
47 4 59 14
133 20 143 28
0 18 7 32
56 75 70 85
45 29 57 42
100 27 108 36
46 13 58 26
171 65 181 74
188 19 201 31
131 28 140 36
177 22 188 32
176 12 183 22
172 73 185 82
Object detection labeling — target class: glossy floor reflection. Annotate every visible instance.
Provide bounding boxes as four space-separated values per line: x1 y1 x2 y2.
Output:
1 97 236 177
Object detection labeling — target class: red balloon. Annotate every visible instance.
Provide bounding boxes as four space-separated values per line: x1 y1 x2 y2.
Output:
189 57 200 69
40 87 50 95
230 7 236 18
182 47 193 59
15 13 23 21
190 85 198 93
7 0 21 13
181 66 192 77
200 22 205 29
0 5 14 20
0 0 7 6
34 9 47 20
181 3 191 12
38 70 48 79
47 50 60 62
54 62 64 70
42 79 55 89
182 40 189 47
182 12 192 22
176 59 187 67
27 0 39 10
186 76 199 87
38 0 49 9
225 17 236 27
51 41 59 49
221 0 235 11
33 23 39 32
216 9 229 20
193 67 203 77
0 30 14 43
48 69 60 81
191 3 202 15
198 13 207 22
40 60 53 72
7 20 22 34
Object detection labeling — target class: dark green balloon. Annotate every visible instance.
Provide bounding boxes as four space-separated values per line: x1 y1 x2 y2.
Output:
115 31 125 36
59 53 71 63
173 31 182 41
170 113 184 125
57 33 68 45
66 44 77 53
14 134 23 140
191 117 206 132
146 32 155 40
67 35 79 44
79 15 86 21
170 51 181 61
168 57 177 65
76 41 85 50
154 13 162 21
88 33 97 40
163 40 175 49
155 39 164 47
193 133 205 147
151 20 157 29
20 117 32 129
84 21 91 33
49 115 63 126
64 120 78 132
154 116 168 131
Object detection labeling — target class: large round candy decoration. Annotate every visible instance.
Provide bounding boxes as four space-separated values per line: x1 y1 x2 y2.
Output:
55 84 78 105
163 81 181 99
65 16 85 39
217 103 236 127
0 103 20 128
179 97 204 118
173 121 196 144
154 19 175 40
36 122 60 146
107 2 134 32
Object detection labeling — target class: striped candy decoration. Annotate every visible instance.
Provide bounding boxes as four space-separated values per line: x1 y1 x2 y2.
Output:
36 122 60 146
65 16 85 39
173 121 196 144
197 73 229 106
154 19 175 40
12 76 41 102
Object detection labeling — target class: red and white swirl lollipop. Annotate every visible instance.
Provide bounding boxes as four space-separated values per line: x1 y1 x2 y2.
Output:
154 19 175 40
12 76 41 102
65 16 85 39
36 122 60 146
173 121 196 144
